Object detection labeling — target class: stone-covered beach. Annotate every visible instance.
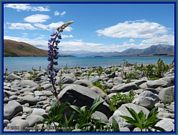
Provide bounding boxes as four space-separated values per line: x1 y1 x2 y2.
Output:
3 62 175 132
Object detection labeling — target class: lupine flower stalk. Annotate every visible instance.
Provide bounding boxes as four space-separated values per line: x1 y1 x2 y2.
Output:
47 21 73 99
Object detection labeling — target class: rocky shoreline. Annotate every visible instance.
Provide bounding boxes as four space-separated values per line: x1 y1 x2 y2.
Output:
3 63 175 132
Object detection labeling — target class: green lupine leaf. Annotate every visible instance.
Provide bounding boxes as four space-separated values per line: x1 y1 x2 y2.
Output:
70 105 81 114
90 97 104 114
111 118 120 131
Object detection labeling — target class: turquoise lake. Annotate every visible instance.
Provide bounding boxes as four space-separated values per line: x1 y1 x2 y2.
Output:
4 56 174 72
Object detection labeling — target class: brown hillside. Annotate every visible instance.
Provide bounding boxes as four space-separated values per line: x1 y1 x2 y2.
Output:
4 39 47 57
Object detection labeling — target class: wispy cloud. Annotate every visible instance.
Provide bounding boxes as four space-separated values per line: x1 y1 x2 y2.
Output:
34 21 72 31
7 21 72 32
4 4 50 12
62 34 73 39
24 14 50 23
7 23 36 30
54 11 66 16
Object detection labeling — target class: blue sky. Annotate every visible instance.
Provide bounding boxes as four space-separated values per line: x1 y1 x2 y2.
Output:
4 3 174 52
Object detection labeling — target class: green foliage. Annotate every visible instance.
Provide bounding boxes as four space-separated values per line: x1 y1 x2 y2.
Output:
93 81 108 93
134 59 170 80
70 97 106 131
37 84 44 91
43 98 120 131
87 69 93 80
28 69 38 81
63 65 68 71
143 64 158 80
43 101 74 131
96 66 104 77
156 58 170 78
109 91 135 111
124 71 139 82
121 107 164 132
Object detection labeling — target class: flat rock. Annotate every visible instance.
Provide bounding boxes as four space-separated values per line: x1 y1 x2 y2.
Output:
4 100 23 120
20 87 34 93
19 95 38 105
155 118 174 131
19 80 38 88
32 108 46 116
91 111 109 123
23 107 33 114
133 91 159 109
74 79 92 87
162 76 174 86
58 84 112 118
41 83 52 90
26 114 44 127
110 82 138 93
6 73 21 81
159 86 174 104
147 79 169 88
5 119 29 131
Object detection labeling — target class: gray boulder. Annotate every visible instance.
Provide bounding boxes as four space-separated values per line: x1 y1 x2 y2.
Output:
6 73 21 81
147 79 169 88
133 91 159 109
155 118 174 131
26 114 44 127
61 74 75 84
74 79 92 87
6 119 29 131
32 108 46 116
4 100 23 120
159 86 174 103
110 82 138 93
20 80 38 88
91 111 109 123
109 103 149 128
58 84 112 118
41 83 52 90
19 95 38 105
162 76 174 86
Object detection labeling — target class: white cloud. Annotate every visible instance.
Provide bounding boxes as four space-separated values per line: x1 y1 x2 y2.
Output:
96 20 167 39
24 14 50 23
4 4 49 12
54 11 66 16
34 21 72 31
60 11 66 16
62 34 73 39
33 23 48 30
7 21 73 31
129 39 135 43
141 34 174 45
7 23 36 30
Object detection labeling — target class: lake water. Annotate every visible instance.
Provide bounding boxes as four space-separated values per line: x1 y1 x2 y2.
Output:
4 56 174 72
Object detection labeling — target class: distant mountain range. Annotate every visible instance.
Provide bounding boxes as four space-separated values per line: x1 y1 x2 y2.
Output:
4 39 174 57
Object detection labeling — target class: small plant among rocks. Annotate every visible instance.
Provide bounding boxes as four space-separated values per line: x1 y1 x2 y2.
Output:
109 91 135 111
93 81 108 93
121 107 164 132
43 98 119 131
28 69 38 81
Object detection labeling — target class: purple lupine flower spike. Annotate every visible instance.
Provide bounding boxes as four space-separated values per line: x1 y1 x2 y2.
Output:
47 21 74 99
